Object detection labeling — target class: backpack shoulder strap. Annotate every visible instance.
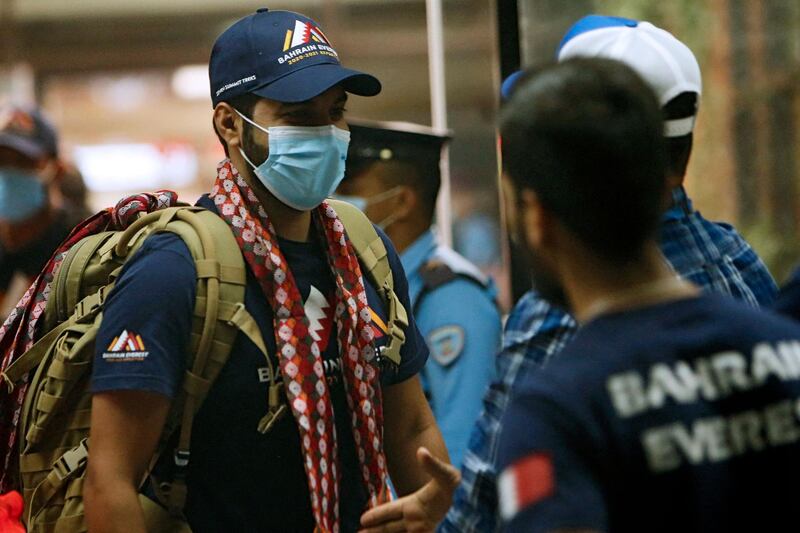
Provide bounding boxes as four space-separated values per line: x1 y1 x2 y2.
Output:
327 199 408 368
414 245 496 316
115 206 276 517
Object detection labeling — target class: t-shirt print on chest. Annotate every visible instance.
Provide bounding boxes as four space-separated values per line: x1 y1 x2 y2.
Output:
305 285 336 354
305 284 390 353
256 284 390 386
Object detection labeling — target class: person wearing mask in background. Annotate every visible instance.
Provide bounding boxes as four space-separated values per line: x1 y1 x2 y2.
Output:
59 163 92 225
83 9 450 533
336 120 502 469
497 56 800 533
362 16 782 533
0 106 72 315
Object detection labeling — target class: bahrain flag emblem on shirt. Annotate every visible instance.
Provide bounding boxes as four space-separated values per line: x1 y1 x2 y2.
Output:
498 452 555 522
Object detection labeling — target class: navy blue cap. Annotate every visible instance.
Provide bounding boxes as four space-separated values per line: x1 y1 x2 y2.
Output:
209 8 381 106
0 105 58 160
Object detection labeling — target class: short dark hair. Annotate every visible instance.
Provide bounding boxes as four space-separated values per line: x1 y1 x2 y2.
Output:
213 93 261 157
500 58 668 262
663 92 697 178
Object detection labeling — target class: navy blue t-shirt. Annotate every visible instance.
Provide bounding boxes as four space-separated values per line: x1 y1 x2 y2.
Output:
91 196 428 532
773 265 800 323
497 295 800 533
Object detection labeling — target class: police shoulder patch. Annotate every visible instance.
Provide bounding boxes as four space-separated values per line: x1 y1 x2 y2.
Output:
427 325 465 367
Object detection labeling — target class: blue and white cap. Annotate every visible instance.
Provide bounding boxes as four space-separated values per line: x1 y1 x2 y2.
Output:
558 15 702 137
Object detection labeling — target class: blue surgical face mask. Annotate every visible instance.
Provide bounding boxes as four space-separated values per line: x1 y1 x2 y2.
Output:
0 168 46 223
236 111 350 211
331 194 368 211
332 186 404 229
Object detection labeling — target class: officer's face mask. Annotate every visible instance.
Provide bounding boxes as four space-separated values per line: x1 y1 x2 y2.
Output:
0 167 47 223
333 186 403 230
236 110 351 212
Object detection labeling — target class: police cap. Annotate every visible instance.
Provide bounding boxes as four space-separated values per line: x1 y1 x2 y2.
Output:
346 119 450 178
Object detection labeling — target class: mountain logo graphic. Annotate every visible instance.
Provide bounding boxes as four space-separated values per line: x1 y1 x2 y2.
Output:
107 330 146 352
283 20 331 51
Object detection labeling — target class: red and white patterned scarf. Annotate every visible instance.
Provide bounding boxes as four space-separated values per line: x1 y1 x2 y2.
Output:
211 160 390 533
0 191 179 492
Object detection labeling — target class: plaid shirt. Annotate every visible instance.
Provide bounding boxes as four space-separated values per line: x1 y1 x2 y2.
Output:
440 187 778 532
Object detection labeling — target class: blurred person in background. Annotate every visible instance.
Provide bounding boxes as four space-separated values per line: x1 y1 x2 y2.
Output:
0 105 73 316
336 121 502 468
83 8 449 533
59 163 92 225
497 56 800 533
361 16 783 533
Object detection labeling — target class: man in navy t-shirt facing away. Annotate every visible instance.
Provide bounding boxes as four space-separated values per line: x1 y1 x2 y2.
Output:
495 58 800 533
83 9 452 533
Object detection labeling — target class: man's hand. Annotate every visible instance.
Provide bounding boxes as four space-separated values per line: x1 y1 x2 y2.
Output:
359 447 461 533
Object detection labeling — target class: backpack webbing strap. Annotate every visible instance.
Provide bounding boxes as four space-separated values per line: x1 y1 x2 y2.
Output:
129 208 276 518
326 199 408 367
25 438 88 527
1 282 111 388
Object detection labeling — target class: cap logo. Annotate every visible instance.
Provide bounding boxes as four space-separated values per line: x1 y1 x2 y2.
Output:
0 109 35 135
278 20 338 66
284 20 331 50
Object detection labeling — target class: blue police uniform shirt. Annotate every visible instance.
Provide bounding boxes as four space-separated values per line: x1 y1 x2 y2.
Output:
401 229 501 467
497 295 800 533
91 195 428 533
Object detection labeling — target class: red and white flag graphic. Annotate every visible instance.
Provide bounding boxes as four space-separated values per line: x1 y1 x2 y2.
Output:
498 452 555 522
286 20 331 50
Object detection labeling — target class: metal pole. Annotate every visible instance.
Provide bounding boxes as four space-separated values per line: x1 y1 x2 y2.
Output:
426 0 452 247
1 0 16 69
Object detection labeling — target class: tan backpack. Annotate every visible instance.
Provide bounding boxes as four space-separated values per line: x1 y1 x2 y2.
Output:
1 200 408 532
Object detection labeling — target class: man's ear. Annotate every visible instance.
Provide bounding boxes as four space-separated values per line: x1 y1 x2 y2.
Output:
500 173 518 239
213 103 243 151
394 185 418 221
519 188 550 250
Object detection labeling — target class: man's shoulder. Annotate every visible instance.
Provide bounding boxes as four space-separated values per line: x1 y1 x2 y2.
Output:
430 245 489 283
558 295 800 372
137 231 194 260
671 293 800 334
117 231 198 290
666 211 756 256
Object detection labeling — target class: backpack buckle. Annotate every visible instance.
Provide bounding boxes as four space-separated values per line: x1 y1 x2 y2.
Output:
54 439 89 481
173 449 190 469
375 345 399 374
74 286 111 323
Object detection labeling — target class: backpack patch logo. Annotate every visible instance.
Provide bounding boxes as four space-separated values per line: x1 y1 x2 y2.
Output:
102 330 149 362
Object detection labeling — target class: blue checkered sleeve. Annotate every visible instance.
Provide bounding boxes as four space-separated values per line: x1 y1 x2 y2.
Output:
439 293 577 533
660 216 777 308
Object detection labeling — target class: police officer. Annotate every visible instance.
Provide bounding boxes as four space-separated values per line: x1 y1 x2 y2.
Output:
336 120 502 468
